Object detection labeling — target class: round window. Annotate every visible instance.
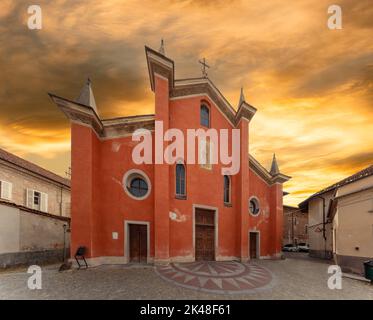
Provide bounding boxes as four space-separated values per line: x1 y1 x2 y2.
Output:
123 170 151 200
128 177 148 197
249 197 260 216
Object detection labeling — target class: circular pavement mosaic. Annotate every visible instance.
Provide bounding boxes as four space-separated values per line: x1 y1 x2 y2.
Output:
155 261 274 294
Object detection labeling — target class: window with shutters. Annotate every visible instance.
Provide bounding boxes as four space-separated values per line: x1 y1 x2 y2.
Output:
0 180 12 201
27 189 48 212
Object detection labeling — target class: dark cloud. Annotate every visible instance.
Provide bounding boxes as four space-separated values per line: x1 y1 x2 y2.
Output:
0 0 372 205
328 151 373 169
0 1 151 129
294 53 373 97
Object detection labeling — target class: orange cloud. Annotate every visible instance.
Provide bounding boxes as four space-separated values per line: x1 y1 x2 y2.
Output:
0 0 372 206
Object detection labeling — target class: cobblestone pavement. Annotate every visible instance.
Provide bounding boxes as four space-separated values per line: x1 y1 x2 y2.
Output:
0 257 372 299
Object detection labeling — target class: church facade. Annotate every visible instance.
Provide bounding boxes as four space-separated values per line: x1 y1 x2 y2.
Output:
50 45 290 265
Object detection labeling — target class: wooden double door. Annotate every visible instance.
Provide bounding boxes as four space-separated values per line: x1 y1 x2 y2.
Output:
129 224 147 263
195 208 215 261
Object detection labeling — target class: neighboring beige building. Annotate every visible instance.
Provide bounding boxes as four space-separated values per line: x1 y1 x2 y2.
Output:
329 166 373 274
0 147 71 268
283 205 308 246
300 190 334 259
0 148 70 217
300 165 373 274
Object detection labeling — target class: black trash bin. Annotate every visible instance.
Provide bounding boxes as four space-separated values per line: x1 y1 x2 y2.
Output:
363 260 373 283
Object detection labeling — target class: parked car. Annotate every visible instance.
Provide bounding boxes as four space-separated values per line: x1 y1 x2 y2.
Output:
297 243 309 252
282 244 299 252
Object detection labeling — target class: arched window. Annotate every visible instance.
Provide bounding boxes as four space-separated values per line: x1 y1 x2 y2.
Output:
200 105 210 127
176 163 186 197
224 175 231 204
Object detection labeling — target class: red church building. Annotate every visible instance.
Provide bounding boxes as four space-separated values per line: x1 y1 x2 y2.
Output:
49 45 290 265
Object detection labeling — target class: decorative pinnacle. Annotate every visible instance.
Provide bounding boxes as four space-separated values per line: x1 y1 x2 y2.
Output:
76 77 97 113
270 153 280 176
238 87 245 106
158 39 165 55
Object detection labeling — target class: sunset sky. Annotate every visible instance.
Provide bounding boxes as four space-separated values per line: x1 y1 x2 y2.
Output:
0 0 372 206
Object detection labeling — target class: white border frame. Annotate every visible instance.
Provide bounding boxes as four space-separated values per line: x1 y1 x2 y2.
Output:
248 229 260 259
192 204 219 261
123 169 152 201
124 220 150 263
249 196 261 217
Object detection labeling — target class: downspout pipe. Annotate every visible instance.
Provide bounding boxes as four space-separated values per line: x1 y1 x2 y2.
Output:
60 185 63 216
291 211 295 245
316 195 327 258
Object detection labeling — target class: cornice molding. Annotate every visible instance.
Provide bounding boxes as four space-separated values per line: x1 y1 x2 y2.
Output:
145 46 256 126
103 115 155 138
249 155 273 184
145 46 174 92
236 101 257 122
249 154 290 185
49 93 104 136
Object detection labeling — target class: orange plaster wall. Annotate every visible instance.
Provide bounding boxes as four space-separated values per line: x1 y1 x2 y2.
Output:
168 96 238 260
71 123 155 259
97 136 155 258
154 75 170 262
70 94 283 261
248 169 273 257
70 123 97 257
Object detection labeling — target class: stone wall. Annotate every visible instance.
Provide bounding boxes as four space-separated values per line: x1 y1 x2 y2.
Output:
0 202 70 268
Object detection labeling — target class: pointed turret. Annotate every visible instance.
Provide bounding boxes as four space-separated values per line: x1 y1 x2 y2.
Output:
158 39 165 56
234 86 257 123
270 153 280 176
238 87 245 107
76 78 98 114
